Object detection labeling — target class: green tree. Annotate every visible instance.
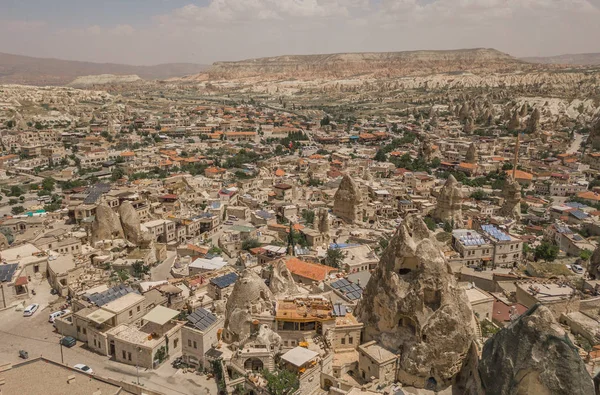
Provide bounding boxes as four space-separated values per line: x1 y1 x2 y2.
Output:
470 190 488 201
0 227 14 245
423 217 437 231
320 115 331 126
580 249 593 261
534 241 559 262
443 220 454 233
11 206 25 215
242 239 261 250
262 368 299 395
324 248 344 268
379 238 389 251
8 198 17 205
302 209 315 225
132 261 150 278
42 178 55 192
111 168 125 182
374 149 387 162
9 185 23 197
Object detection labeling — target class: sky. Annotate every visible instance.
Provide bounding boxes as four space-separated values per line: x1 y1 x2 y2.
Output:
1 0 599 65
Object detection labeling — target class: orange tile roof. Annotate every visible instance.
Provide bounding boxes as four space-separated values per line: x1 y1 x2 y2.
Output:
505 169 533 181
458 162 477 170
275 168 285 177
120 151 135 157
285 257 336 282
577 191 600 202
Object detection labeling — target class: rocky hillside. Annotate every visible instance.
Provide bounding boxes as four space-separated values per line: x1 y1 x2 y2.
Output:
0 52 208 86
68 74 142 87
523 52 600 66
207 48 531 80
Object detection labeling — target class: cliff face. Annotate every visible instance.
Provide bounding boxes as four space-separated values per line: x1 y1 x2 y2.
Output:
478 304 594 395
356 214 476 391
208 48 529 80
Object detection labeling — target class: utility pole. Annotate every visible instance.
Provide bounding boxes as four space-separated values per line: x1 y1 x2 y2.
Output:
512 132 520 181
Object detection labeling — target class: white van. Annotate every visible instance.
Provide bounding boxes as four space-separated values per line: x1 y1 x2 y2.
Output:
48 309 70 323
23 304 39 317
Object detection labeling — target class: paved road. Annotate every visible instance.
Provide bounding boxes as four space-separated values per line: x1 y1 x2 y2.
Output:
0 280 217 395
151 251 177 281
567 132 584 154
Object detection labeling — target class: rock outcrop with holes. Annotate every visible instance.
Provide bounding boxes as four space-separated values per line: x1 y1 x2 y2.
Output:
588 245 600 280
91 203 124 244
589 115 600 150
269 259 299 297
0 232 9 250
356 214 476 391
478 304 594 395
433 175 464 227
317 208 330 240
465 143 478 164
333 174 363 224
499 177 522 221
118 201 153 247
223 269 274 345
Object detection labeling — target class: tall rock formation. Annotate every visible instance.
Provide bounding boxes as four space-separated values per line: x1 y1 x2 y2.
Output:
508 110 520 131
333 174 363 224
433 175 464 227
465 143 478 164
91 203 124 244
118 201 152 247
356 215 476 391
588 245 600 280
269 259 300 297
499 177 522 221
317 208 330 241
588 115 600 150
478 304 594 395
223 269 274 345
527 107 541 134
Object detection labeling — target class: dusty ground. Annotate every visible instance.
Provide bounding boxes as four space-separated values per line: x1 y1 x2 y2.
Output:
0 278 217 395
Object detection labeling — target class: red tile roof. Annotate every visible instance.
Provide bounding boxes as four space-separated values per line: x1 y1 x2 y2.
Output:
285 257 336 282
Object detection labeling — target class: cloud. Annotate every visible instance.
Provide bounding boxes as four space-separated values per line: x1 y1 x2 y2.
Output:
1 1 600 65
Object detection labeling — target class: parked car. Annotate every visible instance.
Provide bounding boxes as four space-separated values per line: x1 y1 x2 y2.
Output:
49 309 71 323
572 264 584 274
60 336 76 348
73 364 94 375
224 221 233 225
23 304 39 317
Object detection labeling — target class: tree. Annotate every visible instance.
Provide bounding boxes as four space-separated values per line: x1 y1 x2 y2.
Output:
0 227 14 245
423 217 437 231
42 178 55 192
9 185 23 197
242 239 261 250
11 206 25 215
302 209 315 225
534 241 559 262
443 220 453 233
374 149 387 162
132 261 150 278
262 369 299 395
324 248 344 268
111 168 125 182
8 198 17 205
320 115 331 127
470 190 488 201
379 238 389 251
580 249 593 261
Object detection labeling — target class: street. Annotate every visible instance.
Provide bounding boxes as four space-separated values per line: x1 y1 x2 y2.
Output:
0 277 217 395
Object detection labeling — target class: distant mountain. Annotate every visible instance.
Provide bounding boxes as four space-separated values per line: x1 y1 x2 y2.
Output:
521 53 600 66
204 48 530 80
0 52 208 86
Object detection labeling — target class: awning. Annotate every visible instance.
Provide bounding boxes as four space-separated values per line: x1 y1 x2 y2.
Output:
281 346 319 367
15 276 28 286
87 309 116 325
142 305 179 326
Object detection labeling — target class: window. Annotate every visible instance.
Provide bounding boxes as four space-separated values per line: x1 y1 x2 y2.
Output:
82 328 87 335
193 341 197 349
137 306 141 312
129 310 133 317
128 352 132 361
341 338 346 345
188 339 192 347
122 350 127 359
349 337 353 344
77 325 81 333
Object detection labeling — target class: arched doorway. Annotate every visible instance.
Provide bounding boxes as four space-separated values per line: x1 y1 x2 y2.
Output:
323 378 333 390
244 357 264 372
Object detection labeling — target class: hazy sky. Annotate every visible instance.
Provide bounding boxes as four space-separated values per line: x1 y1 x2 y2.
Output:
1 0 599 65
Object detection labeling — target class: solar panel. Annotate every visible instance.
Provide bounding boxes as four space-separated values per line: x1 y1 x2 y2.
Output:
331 278 363 301
210 272 239 289
0 264 18 283
330 278 350 289
187 308 217 331
88 284 137 306
333 304 347 317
